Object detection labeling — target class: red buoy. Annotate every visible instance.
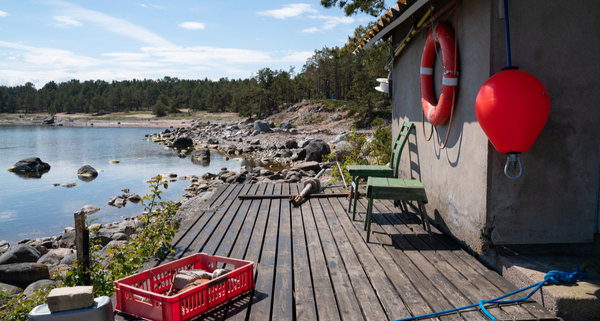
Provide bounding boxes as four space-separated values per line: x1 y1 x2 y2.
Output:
475 69 550 154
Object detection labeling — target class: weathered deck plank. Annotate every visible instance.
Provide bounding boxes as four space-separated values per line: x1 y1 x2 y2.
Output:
114 183 559 321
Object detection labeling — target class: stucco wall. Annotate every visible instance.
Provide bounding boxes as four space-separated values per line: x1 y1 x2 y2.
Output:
391 0 492 253
487 0 600 244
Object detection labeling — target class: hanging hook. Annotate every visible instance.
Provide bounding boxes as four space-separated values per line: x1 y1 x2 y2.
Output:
504 153 523 179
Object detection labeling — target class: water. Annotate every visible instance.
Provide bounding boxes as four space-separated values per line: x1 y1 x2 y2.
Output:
0 125 248 245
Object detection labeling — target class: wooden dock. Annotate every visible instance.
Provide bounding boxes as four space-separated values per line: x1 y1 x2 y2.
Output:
115 183 558 321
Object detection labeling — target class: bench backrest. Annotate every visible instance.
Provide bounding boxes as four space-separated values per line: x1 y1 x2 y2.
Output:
391 122 415 178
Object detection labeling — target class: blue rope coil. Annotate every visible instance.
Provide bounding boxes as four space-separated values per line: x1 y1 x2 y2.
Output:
395 267 587 321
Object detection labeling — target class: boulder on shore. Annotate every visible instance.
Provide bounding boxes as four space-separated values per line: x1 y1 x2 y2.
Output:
253 120 270 132
0 263 49 286
0 244 41 265
279 121 292 129
77 165 98 177
291 161 321 173
172 135 194 148
304 139 331 162
8 158 51 172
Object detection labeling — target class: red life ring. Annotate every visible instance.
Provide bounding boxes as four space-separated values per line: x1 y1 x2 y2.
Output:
420 23 458 126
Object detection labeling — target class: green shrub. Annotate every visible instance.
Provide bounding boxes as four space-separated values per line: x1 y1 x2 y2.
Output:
151 100 168 117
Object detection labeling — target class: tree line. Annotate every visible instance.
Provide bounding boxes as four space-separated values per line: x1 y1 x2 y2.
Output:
0 18 391 124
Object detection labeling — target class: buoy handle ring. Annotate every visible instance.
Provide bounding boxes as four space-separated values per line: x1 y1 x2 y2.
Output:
504 153 523 179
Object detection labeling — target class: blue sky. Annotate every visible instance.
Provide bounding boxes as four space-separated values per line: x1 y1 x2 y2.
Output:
0 0 377 88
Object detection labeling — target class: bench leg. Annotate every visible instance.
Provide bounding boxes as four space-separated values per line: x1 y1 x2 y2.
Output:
348 176 354 214
352 177 360 220
417 201 433 243
365 198 373 242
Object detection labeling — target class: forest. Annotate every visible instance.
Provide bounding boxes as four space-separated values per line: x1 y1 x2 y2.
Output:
0 6 392 125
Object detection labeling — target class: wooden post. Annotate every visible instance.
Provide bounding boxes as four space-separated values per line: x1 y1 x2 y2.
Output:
74 211 90 285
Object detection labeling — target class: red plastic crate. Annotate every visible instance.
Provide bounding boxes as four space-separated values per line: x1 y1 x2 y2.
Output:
114 253 255 321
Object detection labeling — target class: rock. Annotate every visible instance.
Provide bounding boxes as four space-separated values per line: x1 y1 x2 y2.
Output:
191 148 210 160
330 132 349 144
243 146 255 153
172 135 194 147
47 286 94 313
37 252 61 266
0 282 23 298
304 139 330 162
0 244 41 265
59 230 76 249
77 165 98 177
298 138 313 148
250 139 260 145
334 141 354 159
33 245 48 256
279 121 292 129
60 252 77 265
0 241 9 254
290 128 298 133
331 113 342 121
24 279 57 297
162 172 177 178
178 153 187 158
260 169 274 176
207 137 219 145
292 161 321 173
285 139 298 149
282 150 293 158
253 120 271 132
61 182 78 188
127 194 141 203
0 263 49 286
109 160 120 164
48 248 72 260
269 173 283 180
202 172 218 179
80 205 100 215
7 157 51 172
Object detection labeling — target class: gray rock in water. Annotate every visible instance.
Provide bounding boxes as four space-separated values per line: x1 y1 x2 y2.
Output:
0 244 41 265
279 121 292 129
162 172 177 178
253 120 270 132
191 148 210 160
24 279 56 297
7 158 51 172
0 263 49 286
331 113 342 121
127 194 141 203
304 139 330 162
61 182 78 188
172 135 194 147
77 165 98 177
80 205 100 215
60 252 77 265
37 252 61 266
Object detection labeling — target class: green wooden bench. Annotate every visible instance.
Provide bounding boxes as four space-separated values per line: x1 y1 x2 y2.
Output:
347 122 415 220
364 177 432 243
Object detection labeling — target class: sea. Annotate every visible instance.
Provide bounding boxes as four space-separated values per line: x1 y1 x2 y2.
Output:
0 125 248 245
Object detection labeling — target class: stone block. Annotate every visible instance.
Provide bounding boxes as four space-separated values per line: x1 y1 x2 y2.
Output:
46 286 94 313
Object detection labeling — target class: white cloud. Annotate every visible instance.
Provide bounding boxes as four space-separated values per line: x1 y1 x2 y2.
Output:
0 11 8 17
48 1 175 48
179 22 205 30
281 51 314 62
310 15 355 30
54 16 83 27
137 3 147 8
301 27 319 33
258 4 317 19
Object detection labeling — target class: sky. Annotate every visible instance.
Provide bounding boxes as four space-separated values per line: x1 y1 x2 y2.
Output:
0 0 379 88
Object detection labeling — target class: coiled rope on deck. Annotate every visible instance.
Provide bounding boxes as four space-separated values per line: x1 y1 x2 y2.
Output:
395 267 588 321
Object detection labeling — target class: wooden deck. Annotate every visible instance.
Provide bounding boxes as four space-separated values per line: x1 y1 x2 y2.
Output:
115 183 558 321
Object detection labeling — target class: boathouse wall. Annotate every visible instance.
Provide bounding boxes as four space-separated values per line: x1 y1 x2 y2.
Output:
391 0 600 252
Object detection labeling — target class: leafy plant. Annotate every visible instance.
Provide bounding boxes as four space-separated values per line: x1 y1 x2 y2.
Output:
0 286 55 321
327 118 392 183
57 175 179 297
